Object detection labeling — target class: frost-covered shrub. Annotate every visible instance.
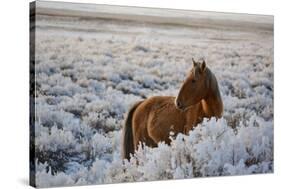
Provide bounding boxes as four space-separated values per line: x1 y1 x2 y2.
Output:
34 13 273 188
106 117 273 182
36 161 76 187
35 117 272 187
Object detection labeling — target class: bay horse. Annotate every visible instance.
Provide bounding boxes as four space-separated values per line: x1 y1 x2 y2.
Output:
122 59 223 160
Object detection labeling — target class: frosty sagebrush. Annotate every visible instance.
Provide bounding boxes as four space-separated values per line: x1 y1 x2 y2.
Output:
33 6 273 188
35 117 273 187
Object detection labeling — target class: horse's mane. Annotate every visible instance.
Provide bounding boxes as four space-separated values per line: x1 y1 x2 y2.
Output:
206 67 222 100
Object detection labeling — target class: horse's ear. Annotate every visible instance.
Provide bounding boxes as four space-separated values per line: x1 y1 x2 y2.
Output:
192 58 197 67
200 60 206 72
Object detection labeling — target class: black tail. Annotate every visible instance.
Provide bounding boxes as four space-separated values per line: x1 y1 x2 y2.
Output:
122 101 143 160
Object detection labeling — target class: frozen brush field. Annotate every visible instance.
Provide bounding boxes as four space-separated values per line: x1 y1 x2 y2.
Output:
32 2 273 187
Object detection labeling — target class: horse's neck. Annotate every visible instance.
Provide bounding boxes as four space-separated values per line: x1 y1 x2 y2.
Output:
201 94 223 118
201 72 223 118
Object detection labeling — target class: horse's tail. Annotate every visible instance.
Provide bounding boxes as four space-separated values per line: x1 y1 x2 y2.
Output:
122 101 143 160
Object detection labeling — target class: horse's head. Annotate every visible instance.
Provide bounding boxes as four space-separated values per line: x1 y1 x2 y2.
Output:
175 58 209 111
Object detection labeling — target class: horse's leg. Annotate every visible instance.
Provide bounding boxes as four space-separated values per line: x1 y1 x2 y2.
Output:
133 122 158 150
132 106 158 151
148 126 171 145
147 118 171 145
132 119 144 151
183 122 193 135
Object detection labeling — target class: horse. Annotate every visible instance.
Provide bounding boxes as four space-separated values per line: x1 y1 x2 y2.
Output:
122 59 223 160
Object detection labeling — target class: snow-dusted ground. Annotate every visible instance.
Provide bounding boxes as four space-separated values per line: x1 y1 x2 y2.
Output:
33 2 273 187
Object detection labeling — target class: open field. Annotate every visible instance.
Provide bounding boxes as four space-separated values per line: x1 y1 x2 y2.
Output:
32 1 273 187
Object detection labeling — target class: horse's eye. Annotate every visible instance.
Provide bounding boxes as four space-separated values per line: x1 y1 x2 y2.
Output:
192 79 196 83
